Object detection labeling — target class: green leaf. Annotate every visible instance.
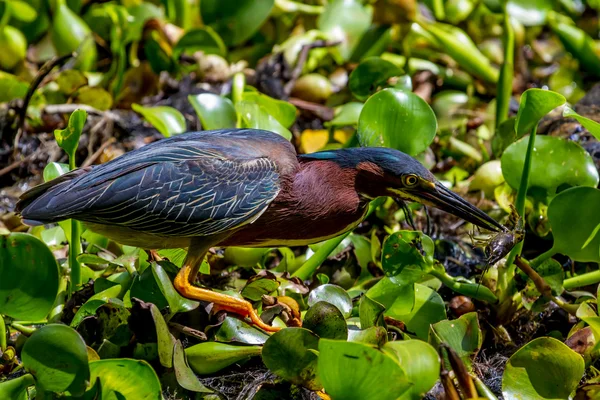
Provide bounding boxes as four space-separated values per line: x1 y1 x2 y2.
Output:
549 14 600 77
359 295 385 329
0 233 59 320
262 328 322 390
54 109 87 160
151 261 199 314
382 231 435 278
383 341 440 400
22 324 90 395
241 275 280 302
174 27 227 57
303 301 348 340
173 340 213 393
307 284 353 318
75 87 113 111
429 312 482 369
318 339 411 400
502 337 585 399
0 374 34 400
348 326 388 347
358 88 437 156
326 102 364 128
241 91 297 129
418 22 498 83
563 106 600 141
0 77 28 103
506 0 552 26
70 299 106 328
132 104 186 138
185 342 262 375
236 100 292 140
317 0 372 61
43 162 70 182
149 302 176 368
515 89 566 135
349 57 405 101
7 1 38 22
89 359 162 399
200 0 274 46
501 135 599 197
215 316 270 345
188 93 237 130
548 187 600 262
387 283 446 340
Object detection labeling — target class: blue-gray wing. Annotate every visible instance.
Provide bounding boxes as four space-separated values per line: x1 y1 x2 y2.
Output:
19 140 283 237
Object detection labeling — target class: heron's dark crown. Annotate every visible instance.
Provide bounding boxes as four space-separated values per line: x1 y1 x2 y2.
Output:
300 147 434 179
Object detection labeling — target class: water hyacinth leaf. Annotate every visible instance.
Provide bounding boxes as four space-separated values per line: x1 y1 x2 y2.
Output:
129 266 169 310
382 230 435 277
132 104 186 137
0 233 59 320
241 275 280 301
0 77 28 103
359 295 386 329
148 303 175 368
387 284 446 340
307 284 353 318
318 339 411 400
317 0 372 61
492 117 517 157
75 87 113 111
89 359 162 399
215 316 269 345
418 22 498 83
358 89 437 156
501 135 599 196
515 89 566 135
7 1 38 22
173 340 213 393
188 93 237 130
70 299 106 328
236 100 292 140
262 328 322 390
43 162 70 182
0 374 34 400
291 74 334 103
506 0 552 26
444 0 477 24
186 342 262 375
367 276 415 310
241 92 297 128
303 301 348 340
548 14 600 77
429 312 482 369
548 187 600 262
174 27 227 57
326 102 364 127
151 261 199 314
96 303 132 347
469 160 505 198
0 26 27 71
200 0 274 46
502 337 585 400
563 106 600 140
348 326 388 347
54 109 86 160
22 324 90 395
383 341 440 400
56 70 87 95
349 57 405 101
51 0 97 71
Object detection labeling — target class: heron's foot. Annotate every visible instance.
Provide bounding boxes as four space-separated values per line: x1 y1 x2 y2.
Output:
174 264 281 332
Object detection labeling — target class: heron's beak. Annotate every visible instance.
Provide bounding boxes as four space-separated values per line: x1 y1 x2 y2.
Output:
416 182 507 233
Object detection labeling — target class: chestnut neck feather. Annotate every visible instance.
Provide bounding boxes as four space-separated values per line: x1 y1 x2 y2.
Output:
222 159 374 247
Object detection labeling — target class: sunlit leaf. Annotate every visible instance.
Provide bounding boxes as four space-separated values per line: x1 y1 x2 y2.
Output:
22 324 90 395
89 358 162 399
307 284 353 318
358 89 437 156
515 89 566 135
132 103 186 137
215 316 269 345
0 233 59 320
241 91 297 128
173 340 213 393
318 339 410 400
185 342 262 375
189 93 237 130
563 106 600 141
349 57 405 101
506 0 553 26
502 337 585 399
236 100 292 140
429 312 482 369
303 301 348 340
54 108 87 160
0 374 34 400
174 26 227 57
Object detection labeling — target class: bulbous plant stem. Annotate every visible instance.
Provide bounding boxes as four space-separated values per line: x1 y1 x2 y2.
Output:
564 269 600 291
0 315 6 352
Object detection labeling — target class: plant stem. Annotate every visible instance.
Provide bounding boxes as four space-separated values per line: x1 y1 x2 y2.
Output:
10 323 36 336
429 267 498 303
564 269 600 290
68 155 82 295
0 3 11 30
495 11 514 130
0 315 6 352
529 247 557 269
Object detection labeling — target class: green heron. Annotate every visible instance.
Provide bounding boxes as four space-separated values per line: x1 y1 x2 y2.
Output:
17 129 506 331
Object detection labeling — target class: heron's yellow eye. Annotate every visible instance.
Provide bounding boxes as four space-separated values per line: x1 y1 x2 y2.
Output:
403 174 419 187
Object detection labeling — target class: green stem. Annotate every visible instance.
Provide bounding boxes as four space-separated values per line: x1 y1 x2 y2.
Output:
10 323 36 336
495 11 514 130
275 0 324 13
429 268 498 303
564 269 600 290
232 72 245 128
529 247 557 269
0 315 6 352
68 155 82 295
0 3 11 30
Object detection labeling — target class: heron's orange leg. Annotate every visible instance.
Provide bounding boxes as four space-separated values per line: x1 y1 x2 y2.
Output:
173 245 280 332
